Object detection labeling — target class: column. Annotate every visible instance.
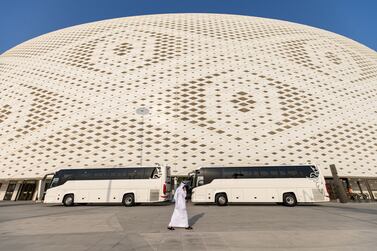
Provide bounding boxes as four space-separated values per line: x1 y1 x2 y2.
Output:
0 181 9 201
11 181 22 201
35 179 46 202
329 164 348 203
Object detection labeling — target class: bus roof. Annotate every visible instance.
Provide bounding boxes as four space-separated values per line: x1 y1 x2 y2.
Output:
56 166 158 172
199 164 316 169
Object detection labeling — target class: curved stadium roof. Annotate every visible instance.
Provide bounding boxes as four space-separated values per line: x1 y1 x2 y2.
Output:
0 14 377 179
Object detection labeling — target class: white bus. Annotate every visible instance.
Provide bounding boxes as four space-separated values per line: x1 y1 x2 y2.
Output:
44 165 171 206
189 165 329 207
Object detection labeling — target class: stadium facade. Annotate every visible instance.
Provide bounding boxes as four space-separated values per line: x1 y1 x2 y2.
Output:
0 14 376 201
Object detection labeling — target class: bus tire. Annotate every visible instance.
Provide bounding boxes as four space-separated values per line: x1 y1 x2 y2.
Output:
123 193 135 207
63 194 74 207
283 193 297 207
215 193 228 206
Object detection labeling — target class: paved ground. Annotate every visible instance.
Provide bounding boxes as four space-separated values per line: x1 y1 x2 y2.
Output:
0 201 376 250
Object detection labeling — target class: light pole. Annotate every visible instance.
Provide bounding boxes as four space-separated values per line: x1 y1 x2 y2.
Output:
136 107 150 166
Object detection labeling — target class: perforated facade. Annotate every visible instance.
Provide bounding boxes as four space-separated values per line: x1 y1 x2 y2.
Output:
0 14 377 180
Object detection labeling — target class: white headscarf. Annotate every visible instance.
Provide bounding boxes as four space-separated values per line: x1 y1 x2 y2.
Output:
174 182 186 202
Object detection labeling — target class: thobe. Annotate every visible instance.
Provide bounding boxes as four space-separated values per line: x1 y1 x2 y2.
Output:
168 183 189 228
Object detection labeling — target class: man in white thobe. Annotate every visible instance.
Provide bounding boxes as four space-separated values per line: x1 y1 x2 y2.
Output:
168 182 192 230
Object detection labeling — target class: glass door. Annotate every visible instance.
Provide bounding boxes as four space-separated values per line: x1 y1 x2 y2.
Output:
3 182 17 200
17 181 37 200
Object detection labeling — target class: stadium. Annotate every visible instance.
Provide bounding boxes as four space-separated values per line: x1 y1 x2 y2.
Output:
0 13 376 201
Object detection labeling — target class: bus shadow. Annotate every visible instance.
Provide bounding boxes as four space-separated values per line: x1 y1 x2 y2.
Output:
191 202 323 207
46 202 324 207
137 202 173 207
298 203 323 207
46 202 174 207
189 213 205 226
190 202 279 207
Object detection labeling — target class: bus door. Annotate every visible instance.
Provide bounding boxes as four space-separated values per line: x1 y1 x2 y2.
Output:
192 174 207 201
3 182 17 200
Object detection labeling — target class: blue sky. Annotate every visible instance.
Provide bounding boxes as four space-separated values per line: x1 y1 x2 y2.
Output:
1 0 376 53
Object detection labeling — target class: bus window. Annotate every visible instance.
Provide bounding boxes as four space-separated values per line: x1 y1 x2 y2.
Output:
204 168 222 184
60 173 73 185
197 176 204 186
297 166 313 178
269 167 279 177
279 167 288 177
108 169 124 179
151 168 159 179
286 166 299 177
259 167 279 178
223 168 239 178
92 170 106 179
241 167 260 178
50 177 60 188
127 169 140 179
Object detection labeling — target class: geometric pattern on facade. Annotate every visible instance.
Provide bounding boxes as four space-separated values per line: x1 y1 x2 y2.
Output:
0 14 376 178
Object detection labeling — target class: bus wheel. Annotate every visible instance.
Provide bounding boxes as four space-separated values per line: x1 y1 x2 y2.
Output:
283 193 297 207
123 194 135 207
63 194 74 207
215 193 228 206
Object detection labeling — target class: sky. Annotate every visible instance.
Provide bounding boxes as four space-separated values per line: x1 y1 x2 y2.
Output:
1 0 377 54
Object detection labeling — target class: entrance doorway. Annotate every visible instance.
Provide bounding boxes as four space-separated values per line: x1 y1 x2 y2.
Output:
17 181 36 200
3 182 17 200
348 178 371 201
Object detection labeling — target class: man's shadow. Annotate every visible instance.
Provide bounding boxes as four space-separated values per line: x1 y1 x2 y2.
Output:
189 213 205 226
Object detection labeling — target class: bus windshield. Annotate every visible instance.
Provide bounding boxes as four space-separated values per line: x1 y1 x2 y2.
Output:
50 175 60 188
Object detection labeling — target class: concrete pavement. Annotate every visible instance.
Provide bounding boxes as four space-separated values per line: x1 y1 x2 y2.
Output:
0 201 376 250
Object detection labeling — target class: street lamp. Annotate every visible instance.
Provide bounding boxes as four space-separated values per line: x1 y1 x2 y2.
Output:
136 107 150 166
